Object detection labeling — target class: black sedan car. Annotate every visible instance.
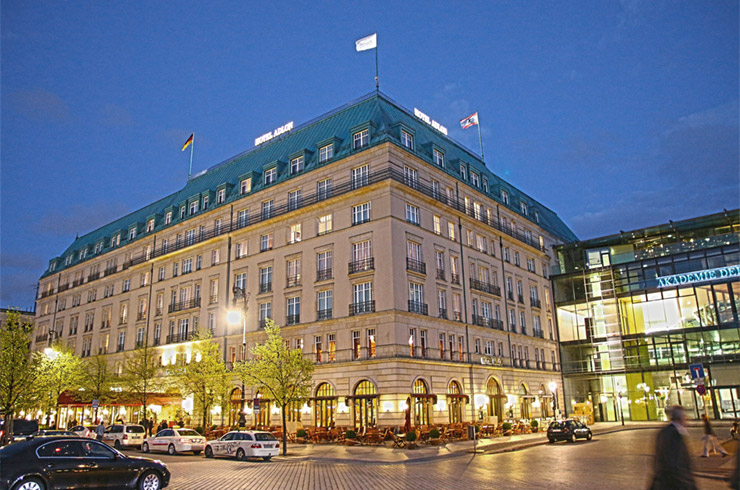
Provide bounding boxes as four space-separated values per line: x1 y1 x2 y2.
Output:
0 436 169 490
547 419 593 443
25 430 77 440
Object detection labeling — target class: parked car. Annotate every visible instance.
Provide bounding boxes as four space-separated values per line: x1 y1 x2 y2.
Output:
0 419 39 444
102 424 146 449
0 436 169 490
547 419 593 443
69 425 94 438
204 430 279 461
142 428 205 455
25 430 77 440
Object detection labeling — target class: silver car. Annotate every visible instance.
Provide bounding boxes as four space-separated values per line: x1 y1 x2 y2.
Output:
204 431 279 461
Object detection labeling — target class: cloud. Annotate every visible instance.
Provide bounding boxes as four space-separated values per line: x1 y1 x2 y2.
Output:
33 202 130 239
663 99 739 135
8 89 72 123
100 103 133 127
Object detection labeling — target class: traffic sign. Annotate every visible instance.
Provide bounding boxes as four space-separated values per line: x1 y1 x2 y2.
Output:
253 398 260 414
92 399 99 409
689 364 705 380
696 385 706 396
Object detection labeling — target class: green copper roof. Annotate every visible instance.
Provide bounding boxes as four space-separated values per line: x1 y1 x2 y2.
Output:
43 91 577 278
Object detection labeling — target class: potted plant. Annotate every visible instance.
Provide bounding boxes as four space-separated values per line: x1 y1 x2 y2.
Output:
502 422 513 436
345 430 357 446
428 428 441 446
405 431 418 449
530 420 539 433
296 429 307 444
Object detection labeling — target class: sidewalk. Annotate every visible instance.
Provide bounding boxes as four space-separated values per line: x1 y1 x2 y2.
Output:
273 421 666 465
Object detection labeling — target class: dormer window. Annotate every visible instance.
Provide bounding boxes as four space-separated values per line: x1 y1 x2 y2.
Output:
501 190 509 205
353 129 369 150
189 201 198 215
129 228 137 240
264 168 277 185
520 201 528 216
65 255 73 266
79 249 87 260
290 156 304 174
241 177 252 194
319 144 333 163
534 210 540 223
180 206 186 219
146 219 155 233
471 172 479 187
217 188 226 204
460 164 467 181
401 130 414 150
433 149 444 167
202 195 209 210
482 177 489 193
49 261 57 272
165 211 172 225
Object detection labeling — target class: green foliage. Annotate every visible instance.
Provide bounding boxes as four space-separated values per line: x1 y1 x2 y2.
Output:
345 429 357 440
194 426 204 435
0 311 37 443
530 419 539 428
76 355 116 420
429 428 441 439
121 344 164 414
33 342 84 426
502 422 512 431
296 429 307 438
405 431 417 442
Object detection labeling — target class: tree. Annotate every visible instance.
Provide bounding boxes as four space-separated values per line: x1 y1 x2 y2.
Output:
121 345 163 423
171 331 230 430
0 310 37 445
234 320 314 456
77 355 116 423
33 342 83 428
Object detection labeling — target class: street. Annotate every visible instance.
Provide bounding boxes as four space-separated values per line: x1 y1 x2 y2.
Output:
127 428 735 489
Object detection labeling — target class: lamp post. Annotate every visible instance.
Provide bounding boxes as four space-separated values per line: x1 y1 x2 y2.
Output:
617 389 625 426
548 381 558 419
228 286 250 421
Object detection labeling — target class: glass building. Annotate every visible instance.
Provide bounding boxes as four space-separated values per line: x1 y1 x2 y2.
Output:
552 210 739 421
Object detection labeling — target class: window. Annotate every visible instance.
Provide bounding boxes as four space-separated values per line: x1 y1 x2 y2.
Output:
401 130 414 150
520 201 528 215
352 282 373 309
286 297 300 324
234 272 246 292
217 188 226 204
260 233 273 252
433 149 444 167
286 258 301 286
475 338 481 354
509 309 516 330
409 282 424 306
290 156 304 174
352 331 361 359
202 195 208 210
476 234 486 252
180 206 186 219
211 249 220 265
471 172 479 187
264 167 277 185
405 203 420 225
129 228 137 240
317 290 333 319
259 266 272 293
317 214 332 235
316 178 332 201
439 333 445 359
448 222 456 241
316 251 332 280
367 329 376 358
165 212 172 225
237 209 249 228
146 219 155 233
119 304 128 324
482 177 489 193
261 200 274 220
185 228 196 246
437 289 447 316
288 190 302 211
515 251 520 266
353 129 369 150
189 200 198 215
435 251 445 276
123 279 130 292
259 302 272 325
504 247 510 263
460 164 467 180
208 313 215 334
235 242 247 259
289 224 302 243
501 190 509 204
420 330 427 358
404 166 418 188
319 144 333 163
352 240 372 263
314 335 323 362
433 216 441 235
351 165 369 189
352 202 371 225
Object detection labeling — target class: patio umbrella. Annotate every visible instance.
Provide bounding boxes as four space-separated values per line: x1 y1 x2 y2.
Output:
403 397 411 433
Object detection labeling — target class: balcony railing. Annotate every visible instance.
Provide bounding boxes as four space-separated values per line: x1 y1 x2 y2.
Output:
168 297 201 313
406 258 426 275
209 295 218 305
408 301 428 315
316 268 333 282
530 298 542 309
472 315 504 330
136 312 147 321
533 329 545 339
453 311 463 322
349 301 375 316
286 314 300 325
451 273 460 285
258 282 272 294
166 330 198 344
469 279 501 296
317 309 333 321
286 276 302 288
35 333 48 343
435 269 446 281
438 308 448 319
348 258 374 274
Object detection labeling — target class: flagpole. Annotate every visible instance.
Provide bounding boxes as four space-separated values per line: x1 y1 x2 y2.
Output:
375 44 379 92
476 117 485 162
188 133 194 179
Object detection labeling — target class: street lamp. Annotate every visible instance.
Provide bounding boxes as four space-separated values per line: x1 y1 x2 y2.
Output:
617 388 626 426
548 381 558 418
228 286 250 423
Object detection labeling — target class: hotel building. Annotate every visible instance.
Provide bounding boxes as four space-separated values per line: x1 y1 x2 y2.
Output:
33 92 576 429
552 210 740 421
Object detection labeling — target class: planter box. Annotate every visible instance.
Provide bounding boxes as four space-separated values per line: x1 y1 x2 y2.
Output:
429 438 442 446
345 439 356 446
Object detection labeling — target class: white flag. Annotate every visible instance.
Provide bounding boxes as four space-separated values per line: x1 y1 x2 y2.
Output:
355 33 377 52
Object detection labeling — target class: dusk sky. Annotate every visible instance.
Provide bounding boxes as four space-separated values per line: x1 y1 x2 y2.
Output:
1 1 738 309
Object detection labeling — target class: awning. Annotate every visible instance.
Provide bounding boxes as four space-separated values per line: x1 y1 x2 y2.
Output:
447 394 470 402
57 391 180 407
412 394 438 404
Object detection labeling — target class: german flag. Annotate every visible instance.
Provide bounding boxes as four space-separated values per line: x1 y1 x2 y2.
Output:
181 133 194 151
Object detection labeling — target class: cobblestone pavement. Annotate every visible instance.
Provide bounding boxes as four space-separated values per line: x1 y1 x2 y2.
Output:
128 428 734 489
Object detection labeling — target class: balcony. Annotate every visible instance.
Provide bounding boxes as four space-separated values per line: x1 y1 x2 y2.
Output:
530 298 542 309
469 279 501 296
316 268 333 282
317 309 333 321
472 315 503 330
258 282 272 294
168 297 201 313
35 333 48 343
451 273 460 285
533 329 545 339
435 269 445 281
166 330 198 344
406 258 426 275
136 312 147 321
349 301 375 316
209 295 218 305
348 258 374 274
286 314 300 326
408 301 428 315
438 308 448 320
286 275 302 288
453 311 463 322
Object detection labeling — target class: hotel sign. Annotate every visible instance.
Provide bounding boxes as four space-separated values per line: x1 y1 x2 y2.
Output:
413 108 448 135
255 121 294 146
480 356 504 367
657 265 740 288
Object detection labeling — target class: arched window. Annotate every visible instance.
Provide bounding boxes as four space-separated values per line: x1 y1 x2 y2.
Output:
486 378 504 422
229 387 242 426
448 381 465 423
255 388 271 427
519 384 531 420
314 383 336 428
412 379 431 426
353 380 377 430
539 384 551 418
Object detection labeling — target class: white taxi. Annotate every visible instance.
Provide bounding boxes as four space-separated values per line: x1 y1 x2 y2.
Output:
204 430 279 461
142 427 206 455
101 424 146 449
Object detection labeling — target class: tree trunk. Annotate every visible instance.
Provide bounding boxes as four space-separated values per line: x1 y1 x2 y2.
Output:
281 404 287 456
93 407 99 425
4 411 15 445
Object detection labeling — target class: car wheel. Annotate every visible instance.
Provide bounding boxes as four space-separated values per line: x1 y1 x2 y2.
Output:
142 442 150 453
587 432 593 441
138 471 162 490
570 433 577 443
548 438 555 443
205 446 214 458
193 450 201 455
12 477 45 490
263 456 272 462
236 448 246 461
168 444 177 455
114 439 122 449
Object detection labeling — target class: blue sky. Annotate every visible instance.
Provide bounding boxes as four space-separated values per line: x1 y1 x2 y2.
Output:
1 1 738 309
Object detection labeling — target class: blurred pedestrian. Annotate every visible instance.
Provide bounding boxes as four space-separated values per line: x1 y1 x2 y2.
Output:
649 405 696 490
700 414 727 457
95 420 105 441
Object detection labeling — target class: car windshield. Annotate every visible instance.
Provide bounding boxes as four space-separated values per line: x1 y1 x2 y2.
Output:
177 429 201 437
125 426 145 433
548 422 565 430
254 433 277 441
